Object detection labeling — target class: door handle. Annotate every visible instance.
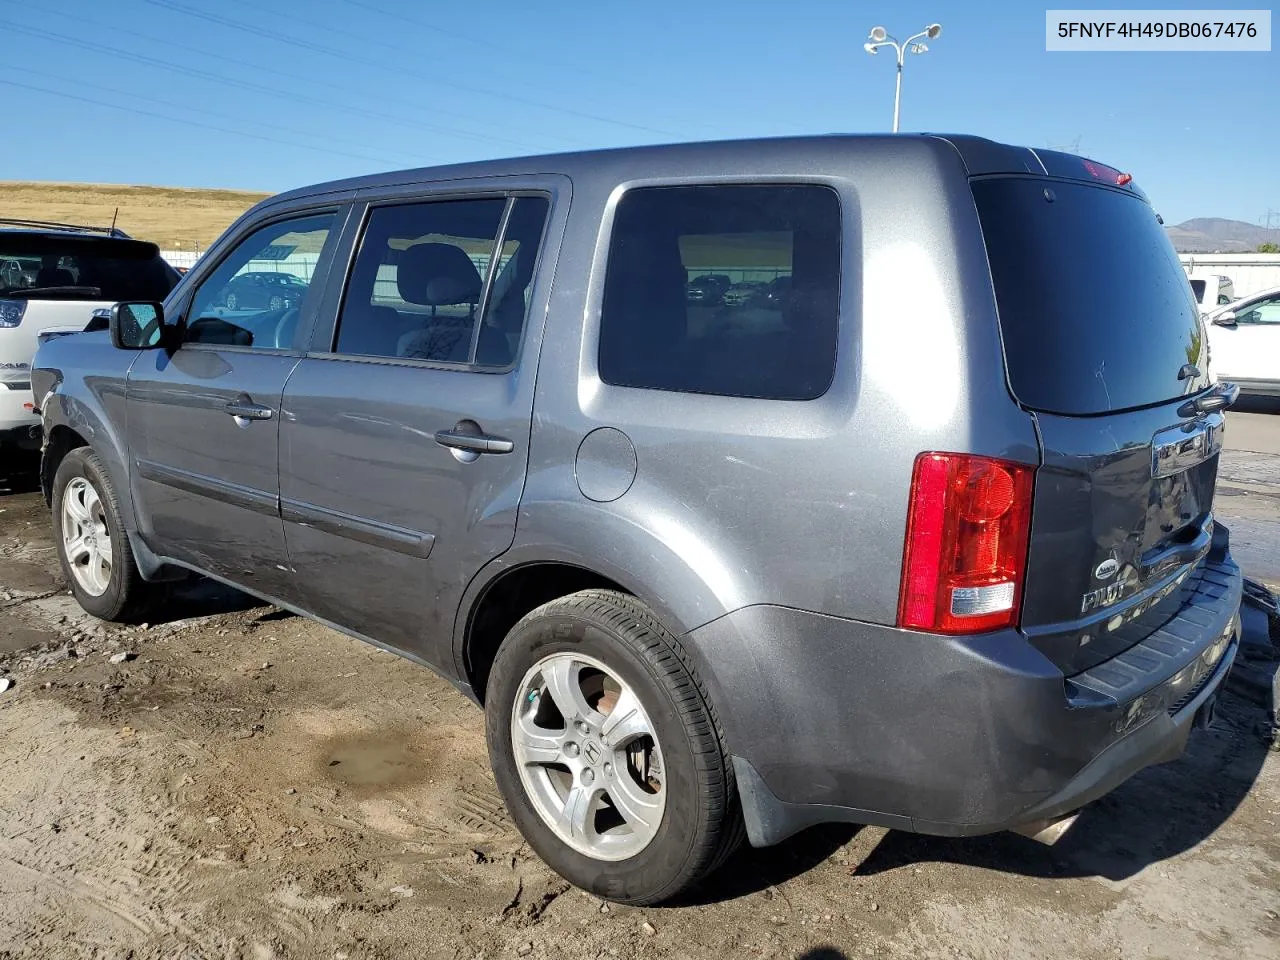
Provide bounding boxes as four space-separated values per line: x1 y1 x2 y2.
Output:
1177 381 1239 418
434 427 514 455
224 399 274 421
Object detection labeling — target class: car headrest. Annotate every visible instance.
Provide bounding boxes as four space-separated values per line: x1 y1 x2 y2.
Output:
396 243 482 307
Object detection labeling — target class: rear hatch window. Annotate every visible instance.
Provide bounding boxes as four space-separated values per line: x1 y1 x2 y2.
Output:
972 178 1207 416
0 233 178 302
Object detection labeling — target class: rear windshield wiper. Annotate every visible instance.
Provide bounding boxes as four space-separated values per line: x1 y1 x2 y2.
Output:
0 285 104 298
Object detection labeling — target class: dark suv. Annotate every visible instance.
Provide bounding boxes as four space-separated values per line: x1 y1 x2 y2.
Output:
30 135 1241 905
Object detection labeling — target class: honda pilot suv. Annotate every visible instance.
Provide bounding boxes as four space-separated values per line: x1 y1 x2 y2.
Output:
29 135 1242 905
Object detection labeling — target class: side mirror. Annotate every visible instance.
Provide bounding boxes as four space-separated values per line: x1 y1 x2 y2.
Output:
110 301 166 350
1211 311 1238 328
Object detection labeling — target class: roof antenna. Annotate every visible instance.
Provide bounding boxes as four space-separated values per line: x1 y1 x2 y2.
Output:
110 207 119 234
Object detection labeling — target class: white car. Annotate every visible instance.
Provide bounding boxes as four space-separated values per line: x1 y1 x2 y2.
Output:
1 220 180 454
1189 274 1235 314
1204 284 1280 397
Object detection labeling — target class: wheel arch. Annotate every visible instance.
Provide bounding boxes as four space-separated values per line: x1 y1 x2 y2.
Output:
40 423 89 507
38 383 138 539
457 560 629 705
454 515 748 706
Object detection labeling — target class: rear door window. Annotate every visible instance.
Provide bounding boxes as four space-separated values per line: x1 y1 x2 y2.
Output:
598 184 841 401
973 178 1207 416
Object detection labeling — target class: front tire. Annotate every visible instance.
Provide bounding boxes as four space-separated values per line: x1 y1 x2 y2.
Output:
485 589 743 905
52 448 156 622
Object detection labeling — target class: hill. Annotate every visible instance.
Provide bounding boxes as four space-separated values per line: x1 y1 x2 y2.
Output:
8 181 1277 258
1166 217 1279 253
1 181 271 249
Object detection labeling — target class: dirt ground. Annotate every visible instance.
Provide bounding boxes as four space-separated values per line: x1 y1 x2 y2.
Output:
1 448 1277 960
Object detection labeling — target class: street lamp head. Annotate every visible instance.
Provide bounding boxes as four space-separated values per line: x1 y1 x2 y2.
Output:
863 42 878 54
868 25 888 42
925 23 942 39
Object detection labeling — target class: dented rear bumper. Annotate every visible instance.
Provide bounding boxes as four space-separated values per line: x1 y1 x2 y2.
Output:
685 533 1242 847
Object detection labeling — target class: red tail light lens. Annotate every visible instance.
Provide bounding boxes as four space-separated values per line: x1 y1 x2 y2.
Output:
1081 159 1133 187
897 453 1035 634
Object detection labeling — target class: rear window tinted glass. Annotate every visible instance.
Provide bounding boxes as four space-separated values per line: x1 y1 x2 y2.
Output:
1190 279 1205 300
0 234 178 302
974 178 1206 416
598 184 840 400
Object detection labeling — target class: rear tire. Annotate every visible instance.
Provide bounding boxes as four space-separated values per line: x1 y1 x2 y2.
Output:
485 589 743 905
51 448 157 622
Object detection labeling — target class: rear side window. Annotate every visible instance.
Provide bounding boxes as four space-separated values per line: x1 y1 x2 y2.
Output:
1190 279 1206 301
598 184 841 400
974 178 1206 416
0 234 178 302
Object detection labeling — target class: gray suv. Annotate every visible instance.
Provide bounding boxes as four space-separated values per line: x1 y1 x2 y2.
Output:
29 135 1243 905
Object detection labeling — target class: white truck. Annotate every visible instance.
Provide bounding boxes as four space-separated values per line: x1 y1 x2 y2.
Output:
1188 274 1235 313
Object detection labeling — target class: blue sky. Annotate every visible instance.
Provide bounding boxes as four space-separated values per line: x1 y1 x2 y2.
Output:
1 0 1275 224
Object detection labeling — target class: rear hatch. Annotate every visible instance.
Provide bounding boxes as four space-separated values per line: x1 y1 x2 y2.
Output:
973 169 1230 675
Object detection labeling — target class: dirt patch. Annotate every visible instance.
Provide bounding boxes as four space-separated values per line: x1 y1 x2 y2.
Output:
0 621 56 657
317 730 438 792
1 484 1278 960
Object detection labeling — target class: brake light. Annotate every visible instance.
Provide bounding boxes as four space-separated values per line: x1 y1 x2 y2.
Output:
0 299 27 328
1081 159 1133 187
898 453 1035 634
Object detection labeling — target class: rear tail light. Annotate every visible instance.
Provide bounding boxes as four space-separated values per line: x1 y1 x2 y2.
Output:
0 299 27 328
897 452 1035 634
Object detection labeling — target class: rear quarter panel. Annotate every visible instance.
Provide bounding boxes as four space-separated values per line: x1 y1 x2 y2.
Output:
506 137 1039 637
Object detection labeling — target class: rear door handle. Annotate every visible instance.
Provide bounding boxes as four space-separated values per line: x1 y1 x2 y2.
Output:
434 428 514 455
224 399 274 421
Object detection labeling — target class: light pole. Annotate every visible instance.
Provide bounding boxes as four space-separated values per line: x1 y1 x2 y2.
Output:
864 23 942 133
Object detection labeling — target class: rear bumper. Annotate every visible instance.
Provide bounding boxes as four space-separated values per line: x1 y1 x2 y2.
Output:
0 389 41 449
685 543 1242 847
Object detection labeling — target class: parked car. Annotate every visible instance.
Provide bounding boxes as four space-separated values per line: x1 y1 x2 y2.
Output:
762 274 791 307
219 271 309 311
31 135 1242 906
1204 284 1280 396
685 273 731 304
1189 274 1235 313
1 218 179 455
721 281 768 307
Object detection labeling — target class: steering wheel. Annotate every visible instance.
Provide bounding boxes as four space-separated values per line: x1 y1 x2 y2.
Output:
272 306 302 349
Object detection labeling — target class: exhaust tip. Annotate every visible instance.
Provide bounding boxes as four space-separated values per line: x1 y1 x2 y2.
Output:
1011 811 1081 845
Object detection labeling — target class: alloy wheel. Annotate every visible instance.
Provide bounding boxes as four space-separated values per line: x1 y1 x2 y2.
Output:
511 652 666 861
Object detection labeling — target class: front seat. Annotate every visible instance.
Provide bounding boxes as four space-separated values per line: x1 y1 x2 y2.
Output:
395 243 483 362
